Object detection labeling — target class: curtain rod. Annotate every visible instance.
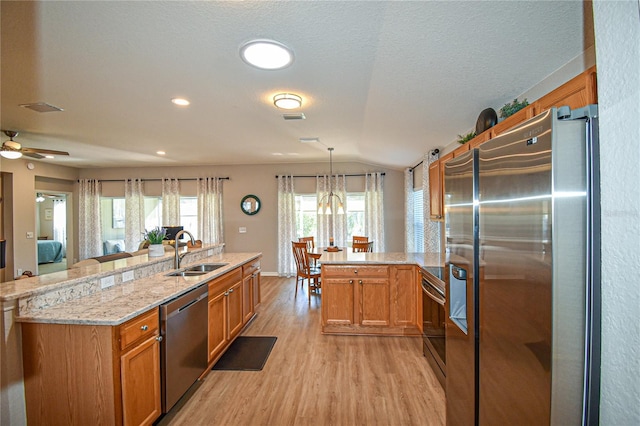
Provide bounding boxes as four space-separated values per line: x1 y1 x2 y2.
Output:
410 161 423 171
274 173 385 178
77 177 230 183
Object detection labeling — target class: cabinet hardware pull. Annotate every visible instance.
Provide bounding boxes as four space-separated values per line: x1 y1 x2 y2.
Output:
354 270 358 274
140 325 148 331
349 280 353 284
229 288 234 293
359 280 363 285
156 336 163 342
224 291 229 296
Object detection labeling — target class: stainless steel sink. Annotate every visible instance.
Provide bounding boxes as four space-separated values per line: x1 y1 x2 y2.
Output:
165 263 228 277
185 263 228 272
166 270 208 277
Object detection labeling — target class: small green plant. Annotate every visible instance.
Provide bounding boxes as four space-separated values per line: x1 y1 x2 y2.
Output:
457 131 476 144
144 226 167 244
499 98 529 118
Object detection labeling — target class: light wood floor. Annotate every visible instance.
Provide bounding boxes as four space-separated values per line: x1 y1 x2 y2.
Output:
159 276 446 426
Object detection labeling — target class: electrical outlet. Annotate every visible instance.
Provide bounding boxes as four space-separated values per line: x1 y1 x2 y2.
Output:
17 268 23 276
122 270 134 282
26 232 34 239
100 276 115 289
208 249 213 256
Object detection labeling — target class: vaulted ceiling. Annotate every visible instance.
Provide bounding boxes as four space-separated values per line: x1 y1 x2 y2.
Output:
1 1 592 169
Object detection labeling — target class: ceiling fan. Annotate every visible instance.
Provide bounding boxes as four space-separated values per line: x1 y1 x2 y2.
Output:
1 130 70 159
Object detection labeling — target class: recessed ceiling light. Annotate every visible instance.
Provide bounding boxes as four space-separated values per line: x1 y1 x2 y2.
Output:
240 39 294 70
171 98 190 106
273 93 302 109
45 155 54 159
156 151 166 155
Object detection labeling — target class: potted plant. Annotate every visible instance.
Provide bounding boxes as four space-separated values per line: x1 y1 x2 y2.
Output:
144 226 167 257
499 98 529 118
457 131 477 145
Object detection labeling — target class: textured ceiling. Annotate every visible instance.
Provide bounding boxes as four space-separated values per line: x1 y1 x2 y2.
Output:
0 1 591 170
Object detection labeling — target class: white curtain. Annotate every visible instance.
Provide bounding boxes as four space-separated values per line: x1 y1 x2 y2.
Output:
52 198 67 257
364 172 385 252
125 179 145 251
404 168 416 253
316 174 347 248
424 152 441 253
277 175 296 276
78 179 102 259
197 177 224 243
162 178 180 226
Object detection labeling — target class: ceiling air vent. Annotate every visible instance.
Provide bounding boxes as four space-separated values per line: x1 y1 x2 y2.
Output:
19 102 64 113
282 113 306 120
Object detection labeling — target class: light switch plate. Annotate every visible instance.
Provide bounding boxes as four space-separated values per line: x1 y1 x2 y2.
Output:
100 276 115 289
26 232 34 239
239 227 247 233
122 270 134 282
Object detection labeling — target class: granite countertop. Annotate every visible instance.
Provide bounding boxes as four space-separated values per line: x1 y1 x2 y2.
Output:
318 250 444 268
15 251 261 326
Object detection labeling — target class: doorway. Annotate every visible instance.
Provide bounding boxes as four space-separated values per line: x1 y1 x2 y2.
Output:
36 192 69 274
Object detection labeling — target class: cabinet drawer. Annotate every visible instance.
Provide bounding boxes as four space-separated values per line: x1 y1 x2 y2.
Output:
323 265 389 278
119 308 159 351
242 259 261 277
208 268 242 295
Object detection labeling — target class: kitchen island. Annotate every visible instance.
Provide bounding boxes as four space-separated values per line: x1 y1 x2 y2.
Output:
0 244 261 426
319 251 443 336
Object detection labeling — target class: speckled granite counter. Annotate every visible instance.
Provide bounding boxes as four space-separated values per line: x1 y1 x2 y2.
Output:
3 244 260 326
317 250 444 268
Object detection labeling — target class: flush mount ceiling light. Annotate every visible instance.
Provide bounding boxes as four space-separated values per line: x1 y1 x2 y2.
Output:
240 39 294 70
171 98 190 106
273 93 302 110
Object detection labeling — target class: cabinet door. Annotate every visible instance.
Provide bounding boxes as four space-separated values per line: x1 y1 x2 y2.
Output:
390 265 417 327
227 280 244 339
242 275 253 324
357 278 390 327
322 278 355 326
208 289 228 362
251 272 261 310
120 335 161 426
428 160 442 221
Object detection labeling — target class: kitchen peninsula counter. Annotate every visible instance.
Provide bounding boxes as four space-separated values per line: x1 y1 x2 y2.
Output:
318 250 444 269
13 250 261 326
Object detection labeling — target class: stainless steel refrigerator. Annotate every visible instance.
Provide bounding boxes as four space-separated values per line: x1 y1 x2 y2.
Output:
444 107 600 425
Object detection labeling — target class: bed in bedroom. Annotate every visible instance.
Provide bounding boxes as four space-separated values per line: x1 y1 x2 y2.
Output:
37 240 65 264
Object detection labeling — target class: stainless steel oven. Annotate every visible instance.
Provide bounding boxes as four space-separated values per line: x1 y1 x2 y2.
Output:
421 267 446 388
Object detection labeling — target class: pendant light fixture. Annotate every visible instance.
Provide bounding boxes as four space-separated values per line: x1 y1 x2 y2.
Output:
318 147 345 215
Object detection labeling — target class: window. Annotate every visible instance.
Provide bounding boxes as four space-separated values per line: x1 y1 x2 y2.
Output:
179 197 198 239
346 193 364 239
295 195 317 239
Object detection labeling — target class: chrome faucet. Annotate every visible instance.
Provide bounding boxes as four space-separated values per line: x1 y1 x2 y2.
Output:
174 230 196 269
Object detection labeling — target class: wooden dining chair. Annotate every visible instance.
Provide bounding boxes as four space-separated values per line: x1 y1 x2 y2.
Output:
292 241 321 303
352 241 373 253
299 236 319 267
352 236 369 244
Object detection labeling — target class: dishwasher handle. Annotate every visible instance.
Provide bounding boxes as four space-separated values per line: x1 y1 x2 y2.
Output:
162 285 208 321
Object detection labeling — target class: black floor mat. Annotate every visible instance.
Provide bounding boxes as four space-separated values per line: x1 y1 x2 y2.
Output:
212 336 277 371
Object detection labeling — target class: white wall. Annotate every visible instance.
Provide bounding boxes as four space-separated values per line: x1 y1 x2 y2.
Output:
593 0 640 423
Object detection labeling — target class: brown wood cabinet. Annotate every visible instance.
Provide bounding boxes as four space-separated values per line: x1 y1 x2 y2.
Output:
242 259 261 323
207 268 243 363
321 265 419 335
429 66 597 221
22 308 161 426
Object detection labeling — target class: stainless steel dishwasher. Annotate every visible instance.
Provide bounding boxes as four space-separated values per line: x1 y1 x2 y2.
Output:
160 284 208 413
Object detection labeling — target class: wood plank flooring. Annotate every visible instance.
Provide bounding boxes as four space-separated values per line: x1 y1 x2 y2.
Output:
158 276 446 425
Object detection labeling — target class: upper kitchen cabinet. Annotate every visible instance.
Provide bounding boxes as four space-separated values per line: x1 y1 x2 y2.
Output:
533 66 597 114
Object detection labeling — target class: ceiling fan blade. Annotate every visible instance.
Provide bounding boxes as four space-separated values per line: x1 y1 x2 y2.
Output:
23 152 45 159
21 147 70 156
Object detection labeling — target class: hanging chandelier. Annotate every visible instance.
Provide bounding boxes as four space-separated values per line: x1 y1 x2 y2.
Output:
318 147 344 215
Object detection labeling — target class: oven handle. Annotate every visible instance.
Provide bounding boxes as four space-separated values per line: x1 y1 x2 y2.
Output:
422 277 445 306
